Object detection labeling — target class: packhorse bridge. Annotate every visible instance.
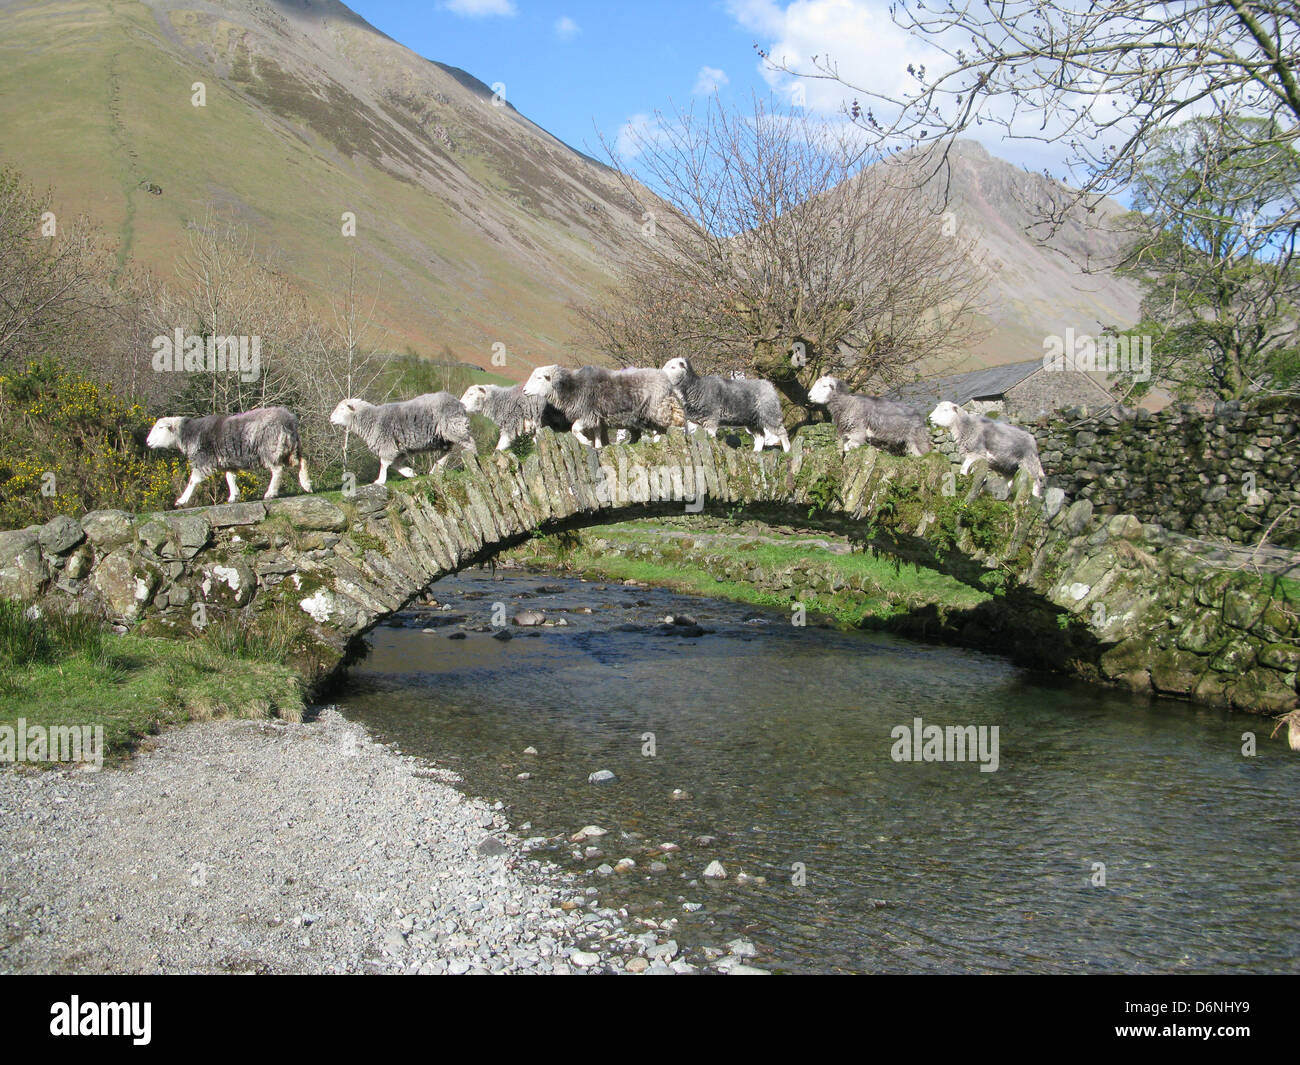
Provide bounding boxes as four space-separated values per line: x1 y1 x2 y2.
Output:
2 429 1297 717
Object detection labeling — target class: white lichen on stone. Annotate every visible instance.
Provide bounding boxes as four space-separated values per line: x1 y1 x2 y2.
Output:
134 577 150 601
300 590 333 622
212 565 241 592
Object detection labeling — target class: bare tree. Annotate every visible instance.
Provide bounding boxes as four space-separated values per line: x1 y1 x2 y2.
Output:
297 254 393 472
0 169 118 372
138 211 311 417
578 96 985 419
764 1 1300 239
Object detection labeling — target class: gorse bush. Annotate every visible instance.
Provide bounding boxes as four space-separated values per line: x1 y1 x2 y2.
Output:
0 360 184 528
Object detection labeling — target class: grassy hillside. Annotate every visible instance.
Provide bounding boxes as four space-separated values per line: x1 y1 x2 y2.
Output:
0 0 642 378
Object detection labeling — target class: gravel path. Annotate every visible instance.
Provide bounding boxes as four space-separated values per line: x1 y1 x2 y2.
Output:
0 709 634 975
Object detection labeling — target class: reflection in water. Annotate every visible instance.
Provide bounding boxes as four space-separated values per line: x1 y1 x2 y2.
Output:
341 570 1300 974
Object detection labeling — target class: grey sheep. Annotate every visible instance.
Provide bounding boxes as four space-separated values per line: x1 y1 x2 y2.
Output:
807 376 932 456
662 356 790 453
146 406 312 507
330 393 475 484
522 364 683 448
459 383 572 451
928 400 1046 497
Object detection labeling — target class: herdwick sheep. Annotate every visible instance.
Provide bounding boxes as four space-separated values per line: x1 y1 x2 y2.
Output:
928 400 1046 497
662 356 790 453
330 393 475 484
522 365 683 448
459 383 571 451
807 377 932 456
146 407 311 507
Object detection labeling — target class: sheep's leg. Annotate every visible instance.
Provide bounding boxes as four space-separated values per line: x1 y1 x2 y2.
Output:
571 419 594 447
496 430 513 452
960 455 975 475
685 419 697 434
843 438 863 453
397 465 418 478
375 458 391 485
224 471 242 502
297 454 312 492
264 465 285 500
176 468 213 507
776 428 791 453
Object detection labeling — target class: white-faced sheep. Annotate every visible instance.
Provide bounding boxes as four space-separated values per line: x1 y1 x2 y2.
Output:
662 357 790 453
928 400 1046 497
146 407 312 507
330 393 475 484
807 377 932 457
522 365 683 448
459 383 571 451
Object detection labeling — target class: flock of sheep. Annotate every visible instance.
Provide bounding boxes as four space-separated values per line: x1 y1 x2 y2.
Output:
144 356 1046 508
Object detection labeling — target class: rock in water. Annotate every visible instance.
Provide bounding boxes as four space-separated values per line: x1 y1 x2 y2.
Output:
588 770 617 785
703 860 727 879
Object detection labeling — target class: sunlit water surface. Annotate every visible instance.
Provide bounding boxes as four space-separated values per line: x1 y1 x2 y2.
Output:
339 570 1300 974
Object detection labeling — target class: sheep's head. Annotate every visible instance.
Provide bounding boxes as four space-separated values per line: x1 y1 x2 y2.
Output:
661 357 690 385
807 376 841 406
146 417 184 450
928 401 960 428
330 399 361 428
460 384 489 413
522 365 558 398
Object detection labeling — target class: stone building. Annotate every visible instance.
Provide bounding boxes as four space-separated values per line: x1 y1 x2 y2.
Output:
891 359 1115 420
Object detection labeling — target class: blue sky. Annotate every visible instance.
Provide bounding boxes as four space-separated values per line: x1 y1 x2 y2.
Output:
348 1 785 161
345 1 1075 171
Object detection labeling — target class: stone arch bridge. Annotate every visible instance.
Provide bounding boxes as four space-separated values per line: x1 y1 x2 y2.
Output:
2 430 1297 716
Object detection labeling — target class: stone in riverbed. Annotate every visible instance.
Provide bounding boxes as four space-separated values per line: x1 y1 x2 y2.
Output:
588 769 617 784
570 951 601 967
703 860 727 880
477 836 510 857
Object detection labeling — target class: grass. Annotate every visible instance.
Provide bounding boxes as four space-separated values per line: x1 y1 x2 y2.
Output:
0 600 305 765
509 518 988 628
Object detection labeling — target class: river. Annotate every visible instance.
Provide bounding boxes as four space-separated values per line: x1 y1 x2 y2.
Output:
339 569 1300 974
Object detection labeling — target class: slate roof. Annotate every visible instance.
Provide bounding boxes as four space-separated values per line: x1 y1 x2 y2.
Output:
888 360 1045 408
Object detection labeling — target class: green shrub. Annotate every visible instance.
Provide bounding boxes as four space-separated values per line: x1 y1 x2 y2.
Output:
0 360 183 529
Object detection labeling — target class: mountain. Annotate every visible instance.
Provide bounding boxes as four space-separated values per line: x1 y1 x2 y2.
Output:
0 1 1141 381
908 140 1142 372
0 0 643 376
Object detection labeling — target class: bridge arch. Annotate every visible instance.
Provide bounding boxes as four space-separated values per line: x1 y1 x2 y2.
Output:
3 430 1297 716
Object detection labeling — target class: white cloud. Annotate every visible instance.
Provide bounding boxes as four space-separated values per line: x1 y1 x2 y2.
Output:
616 113 665 161
726 0 937 117
555 16 580 40
724 0 1093 175
441 0 517 18
693 66 730 96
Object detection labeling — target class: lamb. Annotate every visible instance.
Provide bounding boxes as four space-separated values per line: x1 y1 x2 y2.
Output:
459 383 571 451
928 400 1046 497
146 406 312 507
662 356 790 453
807 377 932 457
522 364 684 448
330 392 475 484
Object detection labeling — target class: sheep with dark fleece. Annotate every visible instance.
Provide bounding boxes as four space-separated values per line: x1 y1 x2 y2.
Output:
330 392 474 484
928 400 1046 496
662 356 789 452
459 383 572 451
522 365 683 448
146 407 311 507
807 376 931 456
